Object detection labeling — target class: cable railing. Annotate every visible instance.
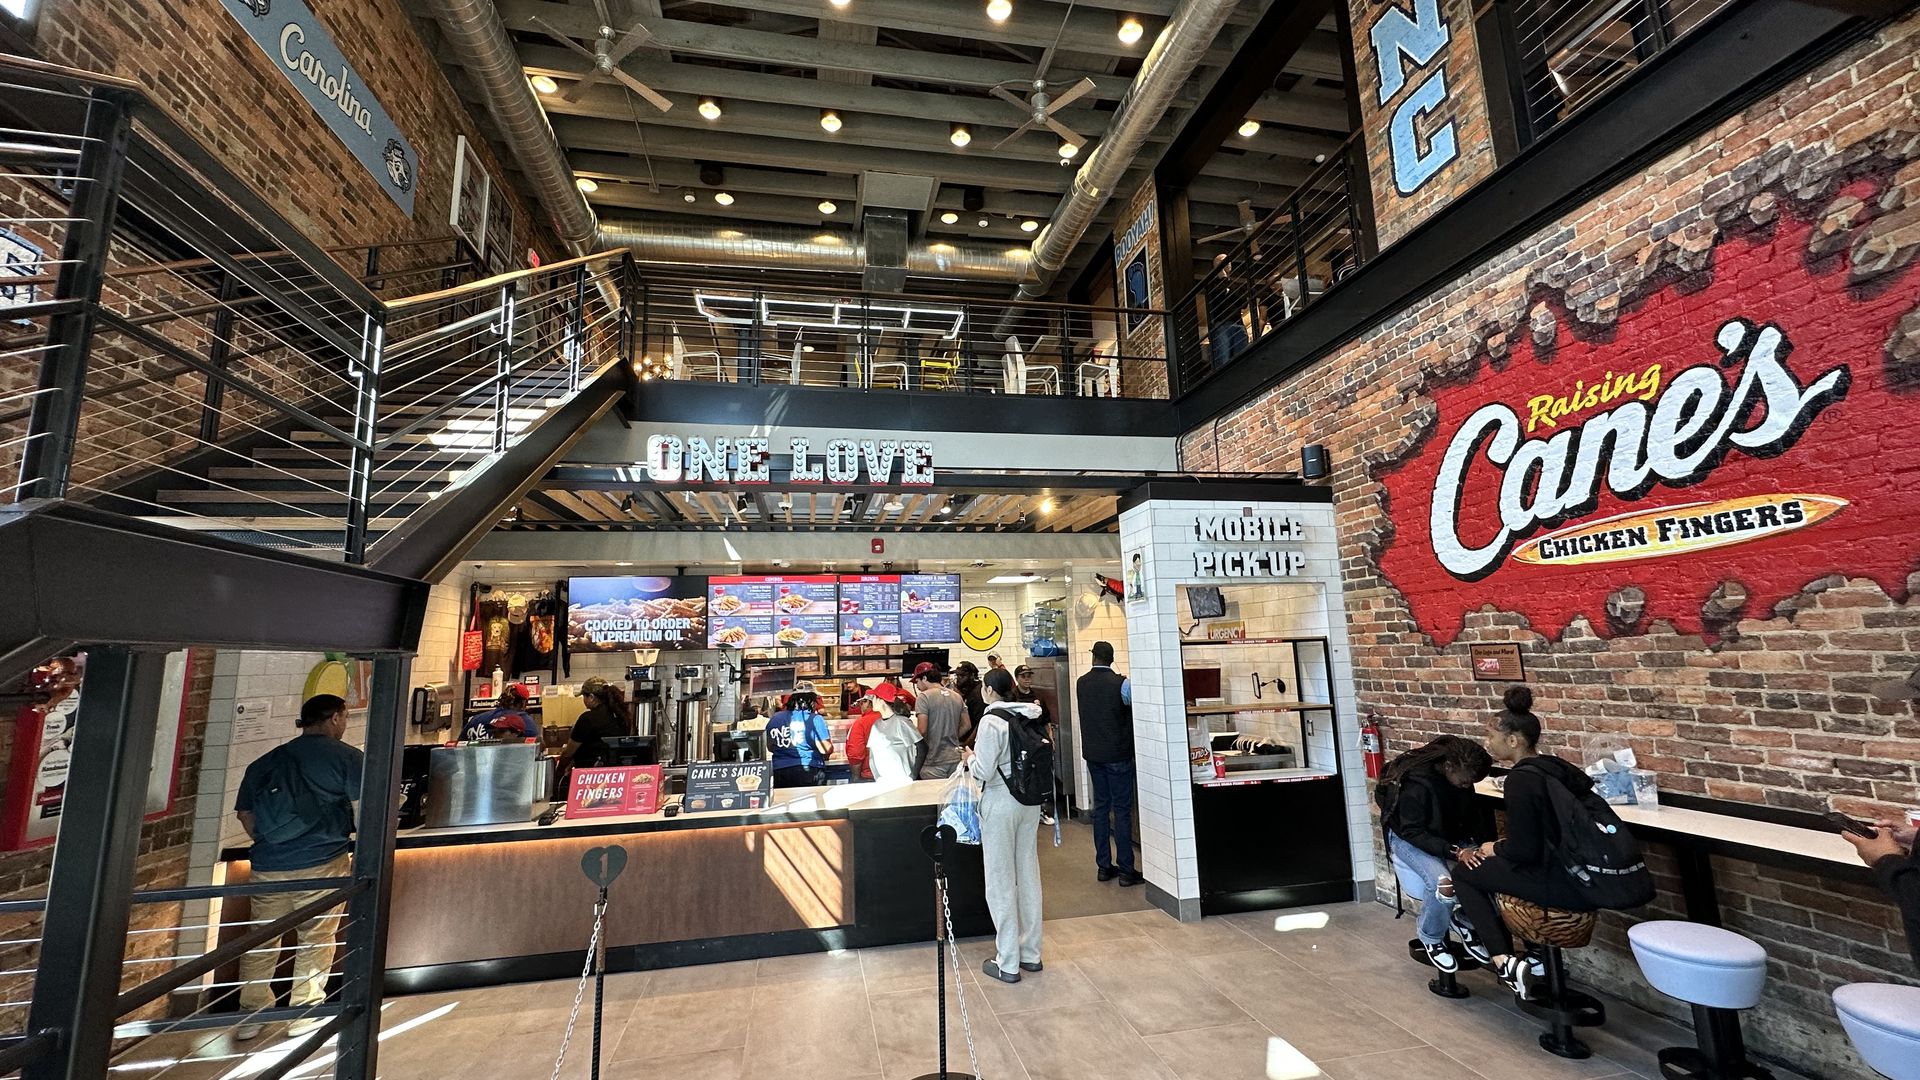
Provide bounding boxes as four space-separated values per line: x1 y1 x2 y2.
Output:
1171 134 1371 391
0 54 628 565
635 274 1172 400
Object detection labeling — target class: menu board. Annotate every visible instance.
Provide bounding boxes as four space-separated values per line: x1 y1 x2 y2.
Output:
683 761 774 812
566 764 664 818
567 576 707 651
837 573 961 645
708 575 838 648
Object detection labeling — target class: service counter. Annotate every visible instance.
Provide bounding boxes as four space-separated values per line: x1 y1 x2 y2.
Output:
380 779 990 992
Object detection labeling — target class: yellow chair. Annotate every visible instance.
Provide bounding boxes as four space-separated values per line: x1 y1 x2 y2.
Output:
920 351 959 390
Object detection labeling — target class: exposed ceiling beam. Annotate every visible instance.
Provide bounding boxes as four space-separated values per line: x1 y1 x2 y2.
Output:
585 185 1047 240
817 16 877 87
1246 89 1353 132
705 0 1238 63
497 0 1140 98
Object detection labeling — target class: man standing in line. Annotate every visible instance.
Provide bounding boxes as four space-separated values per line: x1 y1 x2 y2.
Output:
1077 641 1141 886
913 662 970 779
232 694 364 1040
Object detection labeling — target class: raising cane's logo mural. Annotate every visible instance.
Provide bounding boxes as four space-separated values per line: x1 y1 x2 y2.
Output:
1376 178 1920 643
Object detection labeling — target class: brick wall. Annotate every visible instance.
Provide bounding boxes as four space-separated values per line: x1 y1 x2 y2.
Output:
0 651 212 1033
1182 12 1920 1079
1346 0 1498 248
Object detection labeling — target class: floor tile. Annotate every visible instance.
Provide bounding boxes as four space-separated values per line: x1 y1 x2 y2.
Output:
870 985 1030 1080
608 988 753 1058
1074 953 1251 1036
561 1046 744 1080
998 1002 1177 1080
640 958 758 996
756 948 865 985
1116 909 1261 955
1319 1046 1489 1080
969 958 1107 1015
743 979 881 1080
1184 953 1423 1062
860 941 952 997
1141 1020 1278 1080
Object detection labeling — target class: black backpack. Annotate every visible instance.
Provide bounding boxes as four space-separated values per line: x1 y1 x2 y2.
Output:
996 710 1055 807
250 745 325 846
1514 759 1655 908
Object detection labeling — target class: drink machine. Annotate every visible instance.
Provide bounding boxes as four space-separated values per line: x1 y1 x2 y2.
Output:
672 664 709 766
410 683 455 734
627 665 663 737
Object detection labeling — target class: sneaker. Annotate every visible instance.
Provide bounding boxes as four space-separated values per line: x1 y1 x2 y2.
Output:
1451 913 1491 965
286 1016 328 1038
232 1024 264 1042
1495 955 1532 998
1019 960 1044 972
981 958 1021 983
1529 955 1546 979
1041 813 1057 826
1117 871 1144 887
1422 941 1459 974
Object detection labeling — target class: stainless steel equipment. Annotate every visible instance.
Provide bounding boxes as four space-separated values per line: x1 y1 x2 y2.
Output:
627 664 663 737
671 664 709 766
1023 657 1077 811
410 683 456 733
426 743 539 828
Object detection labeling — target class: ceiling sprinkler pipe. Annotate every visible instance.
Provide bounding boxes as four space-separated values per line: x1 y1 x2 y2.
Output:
599 221 1033 283
1014 0 1242 302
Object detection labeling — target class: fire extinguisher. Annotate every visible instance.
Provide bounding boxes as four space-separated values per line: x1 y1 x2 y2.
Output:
1359 713 1385 780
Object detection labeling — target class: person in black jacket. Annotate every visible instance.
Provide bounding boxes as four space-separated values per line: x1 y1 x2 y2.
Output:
1451 687 1603 997
1843 815 1920 970
1379 735 1493 972
1077 641 1140 885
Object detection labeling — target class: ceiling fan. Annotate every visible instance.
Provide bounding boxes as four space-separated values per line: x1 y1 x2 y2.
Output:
989 45 1095 152
528 0 673 112
1197 200 1259 246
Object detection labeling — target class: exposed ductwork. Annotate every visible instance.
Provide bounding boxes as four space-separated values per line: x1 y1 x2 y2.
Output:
598 221 1033 283
425 0 599 253
1015 0 1243 300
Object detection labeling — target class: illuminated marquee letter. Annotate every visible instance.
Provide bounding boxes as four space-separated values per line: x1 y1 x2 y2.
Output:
900 441 935 485
735 437 771 484
789 437 824 482
686 437 731 483
825 439 861 484
644 435 683 483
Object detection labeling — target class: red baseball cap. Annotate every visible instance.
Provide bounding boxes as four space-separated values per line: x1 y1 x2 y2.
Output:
912 661 939 680
871 682 903 704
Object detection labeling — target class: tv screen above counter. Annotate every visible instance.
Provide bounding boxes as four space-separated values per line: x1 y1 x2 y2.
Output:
566 575 708 651
837 573 960 645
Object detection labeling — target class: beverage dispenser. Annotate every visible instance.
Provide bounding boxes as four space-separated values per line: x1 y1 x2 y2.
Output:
627 664 663 737
671 664 709 765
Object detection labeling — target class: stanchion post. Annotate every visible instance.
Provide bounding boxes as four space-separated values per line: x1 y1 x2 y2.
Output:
912 824 976 1080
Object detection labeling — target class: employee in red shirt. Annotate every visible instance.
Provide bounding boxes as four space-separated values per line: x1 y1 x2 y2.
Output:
843 686 880 781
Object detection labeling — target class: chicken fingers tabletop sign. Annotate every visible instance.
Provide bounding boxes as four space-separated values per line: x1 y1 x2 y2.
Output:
1375 181 1920 643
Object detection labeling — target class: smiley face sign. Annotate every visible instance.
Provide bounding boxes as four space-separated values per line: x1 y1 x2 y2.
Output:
959 606 1004 651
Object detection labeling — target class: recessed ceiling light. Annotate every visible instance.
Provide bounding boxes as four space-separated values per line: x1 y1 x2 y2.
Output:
939 502 953 514
830 0 851 7
683 192 696 203
698 98 723 121
978 216 991 228
1020 219 1039 233
1314 153 1327 163
883 496 905 512
819 199 838 214
616 561 633 567
987 573 1048 584
940 210 960 224
1118 15 1144 45
1058 140 1078 159
714 191 734 205
1040 498 1055 514
1238 118 1261 138
950 124 972 148
820 110 842 133
802 345 815 353
575 177 598 193
529 75 558 95
987 0 1012 22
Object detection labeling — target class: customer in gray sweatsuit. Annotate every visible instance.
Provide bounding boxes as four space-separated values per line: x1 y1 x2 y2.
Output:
967 667 1046 983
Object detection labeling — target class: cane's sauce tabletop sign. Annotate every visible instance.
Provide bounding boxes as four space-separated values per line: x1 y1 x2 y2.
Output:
1375 197 1920 642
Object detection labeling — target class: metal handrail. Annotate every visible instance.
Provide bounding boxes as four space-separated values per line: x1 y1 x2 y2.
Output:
639 266 1173 320
0 874 353 914
382 250 622 312
0 1031 55 1073
1178 130 1366 310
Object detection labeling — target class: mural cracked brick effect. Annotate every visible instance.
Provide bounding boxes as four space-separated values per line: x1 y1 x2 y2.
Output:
1375 188 1920 644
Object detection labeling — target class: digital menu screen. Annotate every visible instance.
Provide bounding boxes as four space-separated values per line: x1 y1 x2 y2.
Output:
708 575 839 648
836 573 962 645
566 576 707 651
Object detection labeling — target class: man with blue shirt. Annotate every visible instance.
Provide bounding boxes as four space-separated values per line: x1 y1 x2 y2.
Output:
232 694 364 1040
766 685 834 787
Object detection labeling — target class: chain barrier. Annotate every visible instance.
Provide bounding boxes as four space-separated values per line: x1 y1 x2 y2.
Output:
939 868 983 1079
549 895 607 1080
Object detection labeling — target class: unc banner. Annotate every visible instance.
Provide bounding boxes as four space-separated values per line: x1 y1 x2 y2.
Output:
220 0 418 216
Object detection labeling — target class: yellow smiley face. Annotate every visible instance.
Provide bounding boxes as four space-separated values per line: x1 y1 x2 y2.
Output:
959 606 1004 651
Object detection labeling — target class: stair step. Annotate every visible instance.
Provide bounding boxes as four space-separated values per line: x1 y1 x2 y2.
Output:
248 446 485 466
156 489 438 506
207 466 461 484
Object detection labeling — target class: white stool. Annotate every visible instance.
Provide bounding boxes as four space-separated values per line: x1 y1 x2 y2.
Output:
1834 983 1920 1080
1629 921 1772 1080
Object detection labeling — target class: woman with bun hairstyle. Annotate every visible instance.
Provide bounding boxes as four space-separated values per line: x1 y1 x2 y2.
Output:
1451 686 1608 997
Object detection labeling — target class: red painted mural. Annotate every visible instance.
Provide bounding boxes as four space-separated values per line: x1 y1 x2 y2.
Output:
1375 179 1920 644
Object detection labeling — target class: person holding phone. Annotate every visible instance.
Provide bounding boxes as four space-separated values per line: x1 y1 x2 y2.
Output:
1840 812 1920 970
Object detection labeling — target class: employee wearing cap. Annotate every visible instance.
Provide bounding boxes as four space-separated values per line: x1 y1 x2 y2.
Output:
844 686 881 781
560 677 628 774
460 685 539 743
767 685 834 787
912 662 970 779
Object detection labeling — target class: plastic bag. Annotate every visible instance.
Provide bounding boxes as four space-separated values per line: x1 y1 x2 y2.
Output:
939 770 983 846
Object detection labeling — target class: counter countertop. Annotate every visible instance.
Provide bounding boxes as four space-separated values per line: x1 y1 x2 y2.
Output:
1195 765 1339 788
395 777 951 849
1472 778 1863 869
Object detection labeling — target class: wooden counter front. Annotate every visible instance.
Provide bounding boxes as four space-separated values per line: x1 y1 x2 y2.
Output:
386 817 851 970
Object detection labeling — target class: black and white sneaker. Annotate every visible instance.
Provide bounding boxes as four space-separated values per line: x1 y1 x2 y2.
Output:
1496 955 1532 998
1528 955 1546 979
1451 913 1492 965
1422 941 1459 974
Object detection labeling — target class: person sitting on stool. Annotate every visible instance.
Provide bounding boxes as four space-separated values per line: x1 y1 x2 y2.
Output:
1378 735 1493 973
1842 813 1919 970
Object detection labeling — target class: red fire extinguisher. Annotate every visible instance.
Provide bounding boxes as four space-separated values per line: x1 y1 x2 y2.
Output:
1360 714 1385 780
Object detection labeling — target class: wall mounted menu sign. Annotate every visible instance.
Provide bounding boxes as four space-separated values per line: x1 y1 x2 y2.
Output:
567 764 664 818
567 576 708 651
709 575 839 648
683 761 773 812
836 573 961 645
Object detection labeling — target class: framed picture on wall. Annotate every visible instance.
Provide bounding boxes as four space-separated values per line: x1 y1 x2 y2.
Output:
449 135 490 261
1123 248 1152 332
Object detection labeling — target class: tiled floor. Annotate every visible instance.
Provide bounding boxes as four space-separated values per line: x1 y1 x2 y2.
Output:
111 898 1774 1080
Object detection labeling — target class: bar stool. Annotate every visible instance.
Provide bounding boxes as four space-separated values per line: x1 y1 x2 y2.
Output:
1628 921 1771 1080
1406 936 1480 999
1833 983 1920 1080
1498 896 1606 1058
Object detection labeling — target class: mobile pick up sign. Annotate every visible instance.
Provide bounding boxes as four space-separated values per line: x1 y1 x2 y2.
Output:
1374 197 1920 643
567 765 663 818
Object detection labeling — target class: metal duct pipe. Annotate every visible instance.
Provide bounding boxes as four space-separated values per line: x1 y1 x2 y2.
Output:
599 221 1033 283
1015 0 1242 300
426 0 598 252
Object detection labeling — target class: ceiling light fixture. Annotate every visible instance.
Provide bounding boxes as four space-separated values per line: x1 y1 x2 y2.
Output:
819 199 838 214
987 0 1012 23
698 98 723 121
939 501 954 515
1058 140 1078 159
529 75 559 95
830 0 850 7
820 110 843 133
987 573 1048 584
1238 118 1262 138
1118 15 1145 45
883 496 906 512
621 494 635 513
714 191 734 205
736 493 751 511
978 217 991 228
1020 219 1039 233
940 210 960 224
1041 498 1055 514
683 192 696 203
842 496 857 515
949 124 972 148
575 177 598 193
